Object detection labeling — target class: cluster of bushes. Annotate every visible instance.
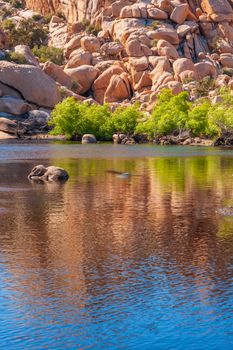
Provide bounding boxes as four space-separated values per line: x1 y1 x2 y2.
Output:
49 89 233 141
49 98 144 140
138 88 233 139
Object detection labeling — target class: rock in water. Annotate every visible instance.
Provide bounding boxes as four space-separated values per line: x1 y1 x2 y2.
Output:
28 165 69 182
82 134 97 144
217 207 233 217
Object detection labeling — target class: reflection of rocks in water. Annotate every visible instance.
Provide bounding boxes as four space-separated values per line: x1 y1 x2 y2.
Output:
106 170 141 179
0 156 233 309
30 179 67 193
217 207 233 217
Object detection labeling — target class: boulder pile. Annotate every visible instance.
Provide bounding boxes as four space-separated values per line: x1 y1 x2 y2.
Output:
1 0 233 137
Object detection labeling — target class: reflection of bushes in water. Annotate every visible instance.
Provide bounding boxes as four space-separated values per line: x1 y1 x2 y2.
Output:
217 217 233 239
148 156 233 192
55 156 233 191
50 158 138 181
149 158 186 192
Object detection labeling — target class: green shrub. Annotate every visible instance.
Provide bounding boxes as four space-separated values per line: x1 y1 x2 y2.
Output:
2 51 27 64
49 98 144 140
32 14 44 21
1 18 48 48
222 67 233 77
187 100 212 136
151 21 160 30
49 89 233 142
208 88 233 137
196 77 215 97
109 105 143 135
81 19 101 36
137 89 191 137
7 0 25 9
49 98 112 140
32 46 64 65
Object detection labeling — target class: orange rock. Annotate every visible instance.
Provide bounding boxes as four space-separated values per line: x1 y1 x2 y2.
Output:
147 7 168 20
126 38 152 57
170 4 189 25
120 4 147 19
134 71 152 92
0 29 8 49
80 36 100 53
92 66 124 104
148 28 179 45
179 70 198 83
65 49 92 69
65 65 99 94
220 53 233 68
195 61 217 80
43 61 72 89
104 73 131 103
157 40 179 60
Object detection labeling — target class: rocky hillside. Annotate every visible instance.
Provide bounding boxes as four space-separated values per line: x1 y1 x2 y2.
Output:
1 0 233 137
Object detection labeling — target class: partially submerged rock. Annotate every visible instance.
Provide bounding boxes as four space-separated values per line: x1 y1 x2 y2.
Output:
82 134 97 144
28 165 69 182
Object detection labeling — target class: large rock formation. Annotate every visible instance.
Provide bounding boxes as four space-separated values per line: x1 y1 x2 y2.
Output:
9 1 233 110
0 61 60 108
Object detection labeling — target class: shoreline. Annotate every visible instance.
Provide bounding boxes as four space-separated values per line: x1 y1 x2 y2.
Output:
0 132 214 147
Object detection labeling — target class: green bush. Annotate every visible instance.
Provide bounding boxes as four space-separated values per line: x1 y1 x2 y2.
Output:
32 14 44 21
109 105 143 135
6 0 25 9
49 98 144 140
32 46 64 65
137 89 191 137
2 51 27 64
49 98 112 140
1 18 48 48
187 100 211 136
81 19 101 36
208 88 233 137
196 77 215 97
50 89 233 142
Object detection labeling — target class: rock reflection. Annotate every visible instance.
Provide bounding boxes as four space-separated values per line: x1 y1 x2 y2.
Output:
0 156 233 316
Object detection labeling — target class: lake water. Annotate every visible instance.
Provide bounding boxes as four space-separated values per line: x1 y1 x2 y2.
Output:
0 141 233 350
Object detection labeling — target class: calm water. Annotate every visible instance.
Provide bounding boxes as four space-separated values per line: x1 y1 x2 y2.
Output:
0 141 233 350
